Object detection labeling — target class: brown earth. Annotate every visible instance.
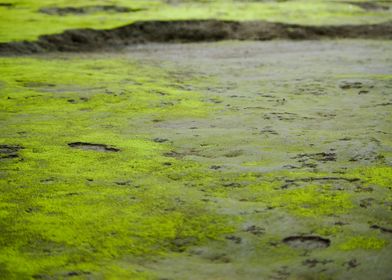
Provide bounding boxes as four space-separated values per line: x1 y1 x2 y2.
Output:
1 20 392 55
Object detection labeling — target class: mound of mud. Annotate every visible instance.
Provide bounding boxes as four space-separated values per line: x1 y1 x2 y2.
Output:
39 5 142 16
1 20 391 55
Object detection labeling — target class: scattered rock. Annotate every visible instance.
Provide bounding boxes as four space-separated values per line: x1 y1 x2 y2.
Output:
282 236 330 249
68 142 120 152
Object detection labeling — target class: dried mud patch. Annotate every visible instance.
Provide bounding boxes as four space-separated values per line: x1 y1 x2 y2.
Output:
39 5 142 16
68 142 120 152
283 236 331 249
1 20 392 54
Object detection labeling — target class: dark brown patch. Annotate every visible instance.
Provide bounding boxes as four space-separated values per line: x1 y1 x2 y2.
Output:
0 144 23 160
68 142 120 152
370 224 392 234
339 81 364 89
225 235 242 244
245 225 265 236
224 150 243 158
303 258 333 268
346 1 389 11
345 258 360 270
0 3 13 7
153 137 169 143
283 236 330 249
39 5 142 16
293 152 336 163
1 20 392 55
285 176 360 184
171 237 198 252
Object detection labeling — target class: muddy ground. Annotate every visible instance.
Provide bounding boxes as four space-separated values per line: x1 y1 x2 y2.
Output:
1 20 392 54
0 38 391 279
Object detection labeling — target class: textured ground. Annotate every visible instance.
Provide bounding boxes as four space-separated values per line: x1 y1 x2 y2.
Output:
1 0 392 42
1 40 391 279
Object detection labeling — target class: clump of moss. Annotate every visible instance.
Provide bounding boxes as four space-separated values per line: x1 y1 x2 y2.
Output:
0 55 234 278
339 236 388 250
349 166 392 188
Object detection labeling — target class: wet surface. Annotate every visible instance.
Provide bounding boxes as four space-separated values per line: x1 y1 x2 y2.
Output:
68 142 120 152
1 40 391 279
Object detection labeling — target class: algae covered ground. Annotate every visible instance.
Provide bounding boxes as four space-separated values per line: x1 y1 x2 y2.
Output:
1 0 392 279
1 0 392 42
1 40 392 279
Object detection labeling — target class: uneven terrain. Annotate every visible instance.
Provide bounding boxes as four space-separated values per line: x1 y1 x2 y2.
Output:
0 0 392 280
1 40 391 279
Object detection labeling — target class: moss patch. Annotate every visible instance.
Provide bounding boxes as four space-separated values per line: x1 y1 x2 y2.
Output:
1 0 392 42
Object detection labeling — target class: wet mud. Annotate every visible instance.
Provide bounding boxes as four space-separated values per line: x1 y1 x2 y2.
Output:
0 20 392 54
283 236 331 249
68 142 120 152
1 38 391 279
39 5 141 16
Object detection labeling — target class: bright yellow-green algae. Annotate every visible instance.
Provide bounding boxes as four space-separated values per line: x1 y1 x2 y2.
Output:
1 53 392 278
1 0 392 42
339 236 388 250
0 56 233 279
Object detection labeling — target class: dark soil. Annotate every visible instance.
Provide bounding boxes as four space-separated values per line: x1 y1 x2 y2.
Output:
0 3 13 7
39 5 143 16
0 144 23 160
68 142 120 152
283 236 331 249
370 225 392 234
346 1 389 11
1 20 391 55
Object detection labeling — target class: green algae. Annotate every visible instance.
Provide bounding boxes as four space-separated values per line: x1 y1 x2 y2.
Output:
0 56 234 278
348 166 392 188
1 0 392 42
1 41 392 279
339 236 388 250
